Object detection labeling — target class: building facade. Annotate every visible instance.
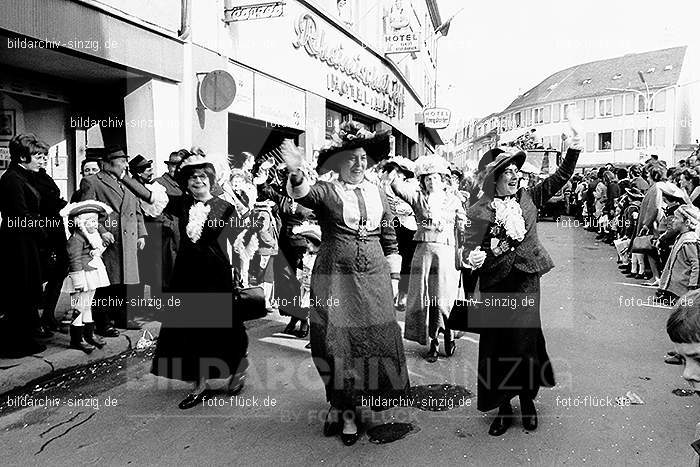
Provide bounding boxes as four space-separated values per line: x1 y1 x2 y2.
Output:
0 0 442 198
452 46 700 171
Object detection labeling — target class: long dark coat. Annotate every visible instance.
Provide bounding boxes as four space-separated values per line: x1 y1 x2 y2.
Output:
79 172 146 284
151 196 247 383
0 163 45 345
462 147 581 411
153 173 182 291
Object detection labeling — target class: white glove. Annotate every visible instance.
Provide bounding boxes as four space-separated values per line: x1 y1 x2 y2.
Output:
467 247 486 269
565 108 583 151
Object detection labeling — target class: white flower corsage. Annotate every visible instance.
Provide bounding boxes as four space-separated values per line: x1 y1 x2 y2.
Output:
186 202 211 243
490 197 526 255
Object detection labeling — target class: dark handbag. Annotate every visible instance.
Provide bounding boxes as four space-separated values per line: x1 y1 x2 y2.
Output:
630 235 654 253
232 268 268 321
446 296 485 334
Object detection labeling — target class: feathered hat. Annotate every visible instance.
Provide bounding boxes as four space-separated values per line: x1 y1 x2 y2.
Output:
316 120 391 174
414 155 451 177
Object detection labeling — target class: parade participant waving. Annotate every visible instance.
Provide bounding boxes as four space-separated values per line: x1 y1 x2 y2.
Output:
151 153 249 410
389 155 466 362
460 111 583 436
283 121 409 446
59 200 113 353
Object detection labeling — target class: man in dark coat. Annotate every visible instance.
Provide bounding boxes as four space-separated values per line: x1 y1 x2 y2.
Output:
79 148 147 336
31 164 68 334
153 151 184 291
0 134 49 357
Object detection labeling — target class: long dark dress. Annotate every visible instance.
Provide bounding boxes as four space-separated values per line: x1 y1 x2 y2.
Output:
151 196 247 383
259 184 316 319
462 147 581 412
289 178 410 410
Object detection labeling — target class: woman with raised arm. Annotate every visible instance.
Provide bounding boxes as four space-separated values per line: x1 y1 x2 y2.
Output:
460 114 583 436
282 121 409 446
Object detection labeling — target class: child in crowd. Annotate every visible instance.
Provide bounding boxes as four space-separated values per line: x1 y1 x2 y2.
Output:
657 204 700 305
59 200 113 353
291 222 321 349
665 290 700 462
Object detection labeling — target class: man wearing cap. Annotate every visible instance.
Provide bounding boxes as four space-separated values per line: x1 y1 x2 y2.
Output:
79 147 147 336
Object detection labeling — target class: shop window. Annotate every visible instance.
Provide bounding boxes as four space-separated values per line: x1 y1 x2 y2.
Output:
598 132 612 150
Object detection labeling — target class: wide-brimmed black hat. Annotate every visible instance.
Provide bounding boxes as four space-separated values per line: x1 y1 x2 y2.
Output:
128 155 152 174
477 147 506 173
482 150 527 182
316 121 391 174
625 187 644 200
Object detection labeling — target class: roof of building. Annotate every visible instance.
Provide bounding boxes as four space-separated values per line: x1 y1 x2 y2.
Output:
503 46 687 112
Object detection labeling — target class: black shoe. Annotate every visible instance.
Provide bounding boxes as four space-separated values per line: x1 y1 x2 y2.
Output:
425 340 439 363
341 432 359 446
340 410 359 446
520 396 538 431
323 408 341 437
69 325 95 354
444 331 456 357
296 322 309 339
488 405 513 436
178 389 213 410
83 323 105 349
96 326 120 338
282 322 298 335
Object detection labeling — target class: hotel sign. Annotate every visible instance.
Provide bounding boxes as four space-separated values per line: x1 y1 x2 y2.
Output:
424 108 451 129
224 1 285 23
384 0 420 54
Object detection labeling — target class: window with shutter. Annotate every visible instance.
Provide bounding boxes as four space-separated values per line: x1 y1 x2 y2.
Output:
542 136 551 148
654 90 666 112
624 94 634 114
655 127 665 147
586 132 596 152
543 105 551 123
624 129 635 149
577 100 585 119
613 130 622 150
613 95 623 116
585 99 595 119
553 103 561 122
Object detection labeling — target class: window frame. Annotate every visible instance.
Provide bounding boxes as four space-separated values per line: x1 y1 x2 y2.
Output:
598 132 612 151
598 97 613 117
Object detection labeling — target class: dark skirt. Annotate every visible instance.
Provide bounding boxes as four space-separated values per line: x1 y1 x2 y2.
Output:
274 236 307 319
151 241 248 383
476 269 555 412
309 237 410 410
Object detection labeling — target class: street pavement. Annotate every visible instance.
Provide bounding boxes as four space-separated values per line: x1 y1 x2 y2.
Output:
1 219 698 466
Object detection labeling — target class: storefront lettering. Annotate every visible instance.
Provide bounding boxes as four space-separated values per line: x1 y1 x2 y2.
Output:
293 13 405 109
223 2 285 22
326 73 400 119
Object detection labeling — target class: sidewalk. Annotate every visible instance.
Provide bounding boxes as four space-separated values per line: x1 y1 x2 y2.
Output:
0 320 162 396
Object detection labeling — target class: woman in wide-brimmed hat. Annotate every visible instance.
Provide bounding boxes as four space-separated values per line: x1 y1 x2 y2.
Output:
459 115 583 436
388 154 466 362
283 120 409 446
151 153 249 410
